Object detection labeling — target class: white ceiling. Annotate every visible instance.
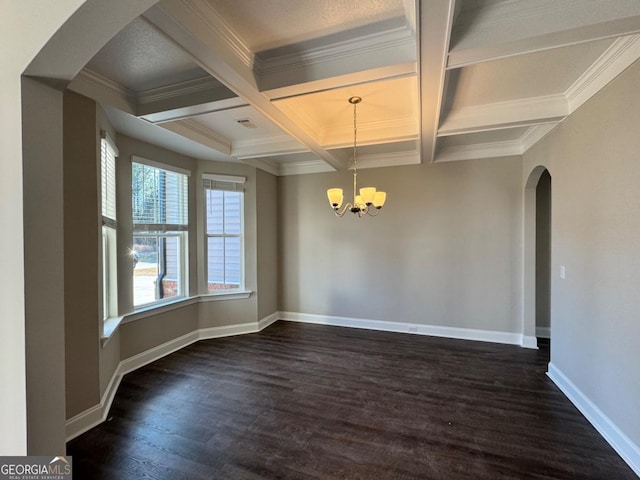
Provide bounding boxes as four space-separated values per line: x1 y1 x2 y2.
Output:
70 0 640 175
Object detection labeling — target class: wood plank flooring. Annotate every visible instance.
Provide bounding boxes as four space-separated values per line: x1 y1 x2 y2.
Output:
67 322 636 479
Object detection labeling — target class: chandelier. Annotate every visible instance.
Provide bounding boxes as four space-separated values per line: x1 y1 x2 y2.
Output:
327 96 387 217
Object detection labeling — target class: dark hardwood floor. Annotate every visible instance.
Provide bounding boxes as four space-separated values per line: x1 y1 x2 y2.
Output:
67 322 635 479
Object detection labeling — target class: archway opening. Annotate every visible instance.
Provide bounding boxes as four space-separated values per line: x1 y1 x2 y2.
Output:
535 169 552 359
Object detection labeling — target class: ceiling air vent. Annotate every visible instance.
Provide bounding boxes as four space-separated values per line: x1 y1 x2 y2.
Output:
236 118 257 128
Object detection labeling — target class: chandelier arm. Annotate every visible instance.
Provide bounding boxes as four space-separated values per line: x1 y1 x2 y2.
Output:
333 203 353 217
366 206 381 216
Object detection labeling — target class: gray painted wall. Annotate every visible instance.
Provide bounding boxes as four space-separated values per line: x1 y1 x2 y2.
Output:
63 91 101 419
278 158 523 333
523 60 640 447
257 169 279 320
22 78 67 455
119 305 199 359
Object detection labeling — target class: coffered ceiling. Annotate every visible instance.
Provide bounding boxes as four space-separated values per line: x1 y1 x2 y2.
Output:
70 0 640 175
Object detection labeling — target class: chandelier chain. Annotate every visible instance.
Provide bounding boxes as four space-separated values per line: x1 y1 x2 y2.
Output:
352 99 358 203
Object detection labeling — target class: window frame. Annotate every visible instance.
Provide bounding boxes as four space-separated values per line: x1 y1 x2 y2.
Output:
131 156 190 309
203 173 246 294
100 131 118 322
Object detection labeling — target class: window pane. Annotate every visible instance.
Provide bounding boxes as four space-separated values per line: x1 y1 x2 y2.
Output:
207 237 240 292
206 189 224 235
132 163 188 226
224 236 241 286
162 236 180 299
133 236 158 307
224 192 242 234
133 234 183 306
207 237 224 291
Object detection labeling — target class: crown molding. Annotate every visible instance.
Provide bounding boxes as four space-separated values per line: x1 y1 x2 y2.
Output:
263 62 417 100
69 68 137 114
450 1 640 68
566 34 640 112
79 68 135 100
438 94 568 136
520 124 558 152
176 0 254 70
137 76 232 105
356 150 420 169
279 159 334 176
453 0 587 35
320 117 419 149
255 17 416 91
160 119 231 155
435 123 560 163
241 158 281 176
232 135 307 160
436 140 523 163
257 18 414 77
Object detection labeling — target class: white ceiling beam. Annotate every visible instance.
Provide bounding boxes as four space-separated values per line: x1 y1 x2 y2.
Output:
419 0 456 163
143 0 347 171
140 97 248 124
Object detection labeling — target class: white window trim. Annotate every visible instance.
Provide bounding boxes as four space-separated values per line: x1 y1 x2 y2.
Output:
132 155 191 177
204 174 246 293
101 131 118 326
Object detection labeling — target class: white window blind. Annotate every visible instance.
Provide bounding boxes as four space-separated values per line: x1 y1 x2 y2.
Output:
132 162 189 231
101 132 118 226
203 174 245 192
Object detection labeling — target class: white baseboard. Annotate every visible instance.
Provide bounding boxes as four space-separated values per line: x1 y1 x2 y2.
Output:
521 335 538 349
66 313 278 441
199 322 259 340
547 363 640 476
536 326 551 338
120 330 200 376
258 311 279 330
278 311 526 346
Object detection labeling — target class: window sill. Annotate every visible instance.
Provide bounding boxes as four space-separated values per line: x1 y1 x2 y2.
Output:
200 291 252 302
102 316 124 345
101 291 253 346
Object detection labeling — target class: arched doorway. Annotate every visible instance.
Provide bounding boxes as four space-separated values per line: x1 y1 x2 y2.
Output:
522 166 552 354
535 170 552 357
15 0 158 455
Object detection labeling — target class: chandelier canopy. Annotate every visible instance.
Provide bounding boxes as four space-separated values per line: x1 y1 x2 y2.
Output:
327 96 387 217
